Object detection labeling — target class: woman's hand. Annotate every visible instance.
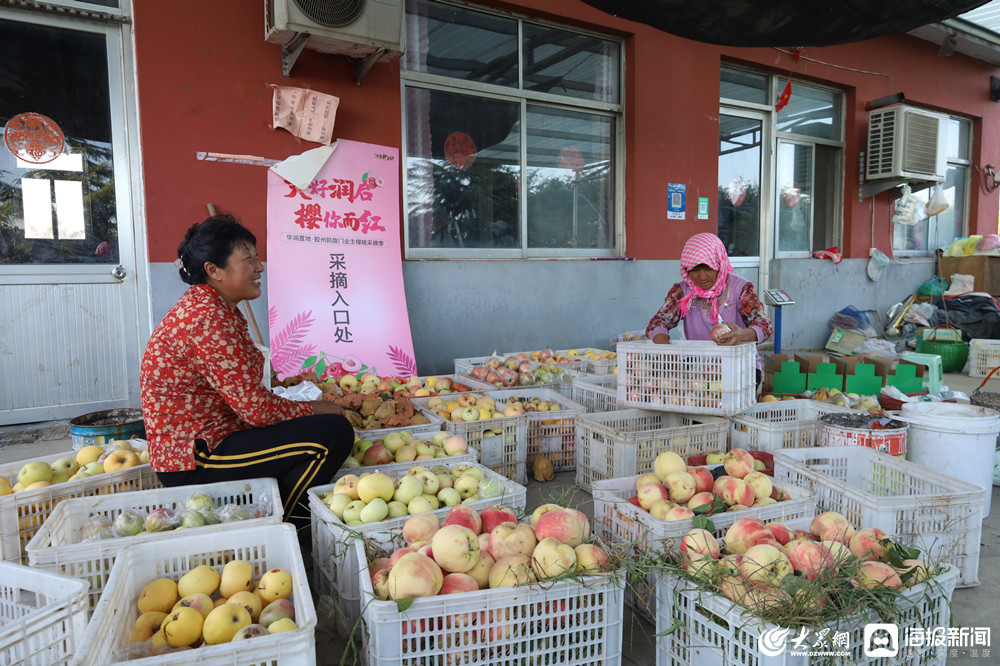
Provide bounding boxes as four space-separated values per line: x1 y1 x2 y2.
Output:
310 400 346 416
716 326 757 346
652 333 670 345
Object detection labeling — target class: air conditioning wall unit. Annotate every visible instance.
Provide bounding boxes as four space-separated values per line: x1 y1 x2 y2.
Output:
266 0 404 61
866 104 947 181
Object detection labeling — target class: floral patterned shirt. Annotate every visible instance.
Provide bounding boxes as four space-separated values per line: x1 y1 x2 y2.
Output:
139 285 312 472
646 280 774 342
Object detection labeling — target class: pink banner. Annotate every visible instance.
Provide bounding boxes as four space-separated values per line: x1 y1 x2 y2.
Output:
266 140 416 380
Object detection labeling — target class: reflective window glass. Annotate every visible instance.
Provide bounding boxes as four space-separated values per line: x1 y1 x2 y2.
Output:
720 67 768 105
522 24 619 103
776 80 841 141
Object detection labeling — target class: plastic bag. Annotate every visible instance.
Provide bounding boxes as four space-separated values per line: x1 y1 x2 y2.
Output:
925 184 949 217
855 337 899 359
917 276 948 296
977 234 1000 251
829 306 878 337
892 185 925 226
867 248 891 281
272 380 322 401
903 302 938 327
944 273 975 295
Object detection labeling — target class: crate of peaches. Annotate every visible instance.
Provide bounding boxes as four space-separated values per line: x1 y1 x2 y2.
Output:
655 513 958 665
356 503 624 666
75 524 314 665
337 430 477 477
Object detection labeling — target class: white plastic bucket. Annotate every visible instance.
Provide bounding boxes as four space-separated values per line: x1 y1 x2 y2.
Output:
899 402 1000 517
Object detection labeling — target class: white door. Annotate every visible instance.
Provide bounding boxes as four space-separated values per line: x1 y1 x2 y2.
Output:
0 6 145 424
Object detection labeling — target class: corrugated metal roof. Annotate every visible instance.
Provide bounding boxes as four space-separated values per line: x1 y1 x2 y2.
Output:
959 0 1000 35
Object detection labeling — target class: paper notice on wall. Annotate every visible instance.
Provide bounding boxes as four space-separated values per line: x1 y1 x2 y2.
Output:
271 85 339 145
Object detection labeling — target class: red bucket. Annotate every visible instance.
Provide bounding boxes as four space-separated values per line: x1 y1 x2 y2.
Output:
817 413 908 456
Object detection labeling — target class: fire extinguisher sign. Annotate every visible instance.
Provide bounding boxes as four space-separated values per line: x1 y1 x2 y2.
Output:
667 183 686 220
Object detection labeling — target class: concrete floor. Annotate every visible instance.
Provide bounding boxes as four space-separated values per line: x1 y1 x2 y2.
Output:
2 370 998 664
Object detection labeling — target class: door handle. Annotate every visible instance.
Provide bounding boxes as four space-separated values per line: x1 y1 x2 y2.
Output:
111 265 127 281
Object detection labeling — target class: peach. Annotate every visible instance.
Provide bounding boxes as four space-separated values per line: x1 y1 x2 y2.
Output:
765 522 794 546
718 477 754 507
637 482 670 510
794 530 819 542
371 569 391 600
480 506 518 534
685 466 715 494
848 528 888 562
712 475 733 497
648 499 675 521
369 557 392 577
386 553 444 599
443 505 482 534
634 473 662 493
686 491 716 511
743 471 772 500
466 552 495 589
663 471 697 503
820 540 854 566
723 449 755 479
402 513 440 545
388 547 415 566
529 503 563 528
718 553 743 575
723 517 771 555
532 537 578 579
679 528 720 562
488 553 537 588
739 544 793 585
477 532 491 556
534 509 588 546
856 561 902 590
898 559 931 587
432 525 481 573
653 451 686 481
809 512 855 544
489 523 537 560
751 497 777 507
684 557 716 579
784 540 835 580
440 573 479 595
664 506 695 521
574 544 610 574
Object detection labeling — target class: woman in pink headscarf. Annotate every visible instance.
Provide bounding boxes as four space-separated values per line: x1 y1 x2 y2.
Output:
646 233 773 377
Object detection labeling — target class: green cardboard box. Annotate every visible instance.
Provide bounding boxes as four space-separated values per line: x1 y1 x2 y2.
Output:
841 357 885 395
797 353 846 391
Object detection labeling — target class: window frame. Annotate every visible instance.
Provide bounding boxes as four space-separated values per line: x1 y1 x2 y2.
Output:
401 0 625 260
892 115 972 258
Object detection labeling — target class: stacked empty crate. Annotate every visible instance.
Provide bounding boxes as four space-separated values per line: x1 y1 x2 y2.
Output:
309 462 527 639
485 388 587 471
730 399 855 452
774 446 987 587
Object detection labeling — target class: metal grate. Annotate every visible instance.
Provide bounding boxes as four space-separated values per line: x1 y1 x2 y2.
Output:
293 0 365 27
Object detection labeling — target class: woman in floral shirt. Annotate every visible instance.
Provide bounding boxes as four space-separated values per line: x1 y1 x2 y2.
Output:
140 215 352 543
646 233 773 384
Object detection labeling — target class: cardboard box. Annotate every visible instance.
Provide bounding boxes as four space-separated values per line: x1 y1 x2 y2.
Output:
937 255 1000 295
825 328 867 355
840 357 885 395
768 356 808 394
862 354 927 394
796 353 846 391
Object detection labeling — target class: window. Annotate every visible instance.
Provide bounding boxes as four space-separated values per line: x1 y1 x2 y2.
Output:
893 116 971 255
403 0 623 258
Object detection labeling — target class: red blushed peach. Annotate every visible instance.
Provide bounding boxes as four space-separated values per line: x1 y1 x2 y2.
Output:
686 491 716 511
753 538 783 549
634 473 661 494
637 482 670 510
723 449 755 479
663 471 697 504
849 528 888 562
466 552 494 589
685 466 715 494
856 561 902 590
402 513 440 545
562 508 591 540
809 512 856 544
723 517 771 555
743 471 772 500
680 528 721 561
529 503 562 528
443 505 482 534
440 573 479 595
369 557 392 577
477 533 491 557
765 522 794 546
718 477 755 507
489 523 537 560
389 547 415 566
712 475 735 497
574 544 611 574
648 499 675 521
626 495 641 507
480 506 518 535
387 553 444 599
793 530 819 542
663 506 695 521
739 544 793 586
432 525 481 574
535 509 588 547
488 554 537 588
784 540 836 580
371 569 391 600
418 544 434 559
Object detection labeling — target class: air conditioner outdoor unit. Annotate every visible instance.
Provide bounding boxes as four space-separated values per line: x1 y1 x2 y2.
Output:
265 0 404 61
866 104 947 181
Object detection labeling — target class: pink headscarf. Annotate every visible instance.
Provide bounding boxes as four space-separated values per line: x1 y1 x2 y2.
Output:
677 233 733 324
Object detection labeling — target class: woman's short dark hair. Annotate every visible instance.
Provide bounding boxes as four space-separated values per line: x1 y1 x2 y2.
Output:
176 214 257 285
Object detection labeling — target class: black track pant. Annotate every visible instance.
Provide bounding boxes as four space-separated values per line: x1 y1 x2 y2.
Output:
156 414 353 544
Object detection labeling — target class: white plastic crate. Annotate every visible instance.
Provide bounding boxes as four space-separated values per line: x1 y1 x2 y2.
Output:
592 475 816 624
562 348 618 375
0 561 88 666
575 410 728 492
485 388 587 471
656 564 958 665
968 338 1000 377
354 537 625 666
412 396 528 483
570 373 621 413
352 410 445 441
773 446 986 587
730 399 855 453
74 524 315 666
25 477 281 614
616 340 756 415
308 462 527 639
333 452 477 481
0 452 161 564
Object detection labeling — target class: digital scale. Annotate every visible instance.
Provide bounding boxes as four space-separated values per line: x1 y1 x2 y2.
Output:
763 289 795 353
